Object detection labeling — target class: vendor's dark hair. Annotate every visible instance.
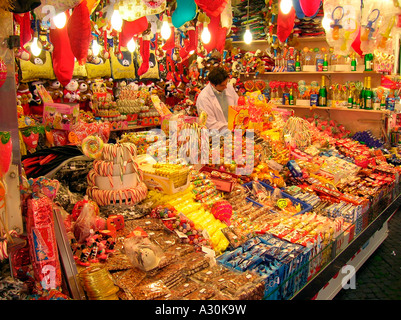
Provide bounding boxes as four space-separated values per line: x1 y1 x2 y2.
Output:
207 66 229 86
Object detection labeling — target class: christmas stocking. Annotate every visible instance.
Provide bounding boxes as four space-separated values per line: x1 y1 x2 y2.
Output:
185 26 197 54
277 3 296 42
137 35 150 76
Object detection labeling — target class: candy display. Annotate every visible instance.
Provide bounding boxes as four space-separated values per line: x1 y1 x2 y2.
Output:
86 142 148 206
3 0 401 303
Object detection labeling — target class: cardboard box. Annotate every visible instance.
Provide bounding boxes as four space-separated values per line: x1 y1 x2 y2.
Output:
43 103 79 130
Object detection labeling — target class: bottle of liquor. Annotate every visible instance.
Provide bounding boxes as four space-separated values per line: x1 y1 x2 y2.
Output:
348 91 354 109
351 52 357 71
323 54 329 71
289 88 294 105
318 75 327 107
380 95 387 110
295 54 301 72
364 76 373 110
364 53 373 71
360 77 367 109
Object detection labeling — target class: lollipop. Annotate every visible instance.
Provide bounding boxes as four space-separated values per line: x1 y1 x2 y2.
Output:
82 135 104 159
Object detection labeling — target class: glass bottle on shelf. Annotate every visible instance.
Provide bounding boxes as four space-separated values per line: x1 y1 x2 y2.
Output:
364 53 373 71
318 76 327 107
364 76 373 110
360 77 367 109
351 52 357 71
289 88 295 105
348 90 354 109
295 53 301 72
323 54 329 72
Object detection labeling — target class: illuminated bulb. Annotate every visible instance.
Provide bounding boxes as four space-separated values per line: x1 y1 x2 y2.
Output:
127 38 136 52
244 27 252 44
92 39 100 56
31 37 42 56
201 22 211 44
280 0 292 15
161 15 171 40
111 9 123 31
322 15 332 31
53 12 67 29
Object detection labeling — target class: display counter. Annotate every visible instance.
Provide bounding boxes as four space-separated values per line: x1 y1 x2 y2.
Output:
290 183 401 300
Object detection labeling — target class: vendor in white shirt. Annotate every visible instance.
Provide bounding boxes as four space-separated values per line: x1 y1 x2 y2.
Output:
196 66 239 131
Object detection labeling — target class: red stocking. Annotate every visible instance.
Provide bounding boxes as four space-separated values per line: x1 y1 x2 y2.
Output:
50 22 75 87
277 3 296 42
185 26 197 53
137 36 150 76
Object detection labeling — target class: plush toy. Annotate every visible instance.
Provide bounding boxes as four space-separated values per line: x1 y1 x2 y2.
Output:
104 78 114 101
46 80 63 103
63 79 80 103
17 83 33 116
78 79 92 111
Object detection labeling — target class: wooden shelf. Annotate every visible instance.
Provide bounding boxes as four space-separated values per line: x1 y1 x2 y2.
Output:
242 70 378 76
230 36 327 44
110 124 160 132
276 104 389 114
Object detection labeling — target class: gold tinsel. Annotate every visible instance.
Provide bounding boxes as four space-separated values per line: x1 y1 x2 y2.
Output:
78 266 120 300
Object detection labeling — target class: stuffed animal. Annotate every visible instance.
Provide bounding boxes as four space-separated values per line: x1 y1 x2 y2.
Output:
104 78 114 101
46 80 63 103
17 83 33 116
78 79 92 111
63 79 80 103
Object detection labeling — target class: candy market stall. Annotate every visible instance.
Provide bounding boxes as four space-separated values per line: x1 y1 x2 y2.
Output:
2 0 401 302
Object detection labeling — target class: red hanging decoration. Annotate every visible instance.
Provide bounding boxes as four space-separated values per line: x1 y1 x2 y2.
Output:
299 0 321 17
203 14 227 53
277 2 296 42
67 0 91 65
120 16 149 47
194 0 228 17
50 18 75 87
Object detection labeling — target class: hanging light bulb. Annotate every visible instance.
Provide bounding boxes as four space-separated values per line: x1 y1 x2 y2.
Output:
201 22 211 44
161 15 171 40
31 37 42 56
111 9 123 31
53 12 67 29
127 38 136 52
280 0 293 15
92 39 100 56
321 15 332 32
244 26 252 44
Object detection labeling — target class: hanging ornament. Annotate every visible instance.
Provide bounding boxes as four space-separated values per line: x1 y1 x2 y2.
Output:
292 0 305 19
195 0 228 17
172 0 197 28
67 0 91 65
49 14 75 87
299 0 321 17
0 131 12 178
277 0 296 42
0 58 7 89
